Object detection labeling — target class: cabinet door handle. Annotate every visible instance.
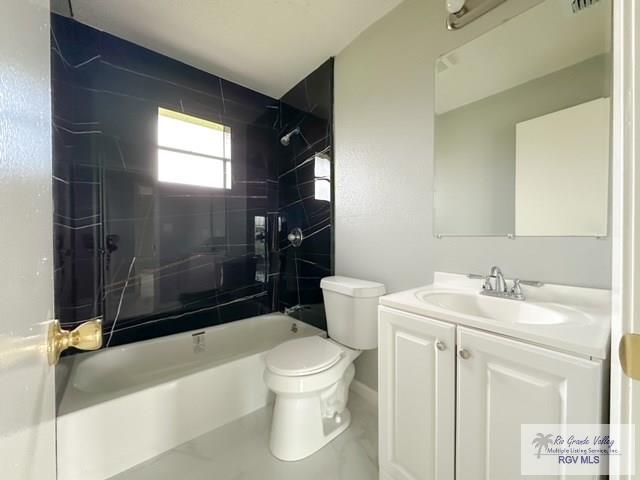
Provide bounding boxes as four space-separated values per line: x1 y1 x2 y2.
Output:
458 349 471 360
436 341 446 351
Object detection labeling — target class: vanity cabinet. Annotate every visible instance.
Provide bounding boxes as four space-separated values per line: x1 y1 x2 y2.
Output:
379 306 455 480
456 327 603 480
378 306 604 480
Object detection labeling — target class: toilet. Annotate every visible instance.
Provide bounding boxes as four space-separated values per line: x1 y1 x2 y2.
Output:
263 276 386 461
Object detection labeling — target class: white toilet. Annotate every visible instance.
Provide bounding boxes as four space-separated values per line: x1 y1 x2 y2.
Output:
263 276 386 461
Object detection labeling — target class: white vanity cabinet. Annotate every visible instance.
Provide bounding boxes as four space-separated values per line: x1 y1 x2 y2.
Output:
378 306 455 480
456 326 603 480
379 306 604 480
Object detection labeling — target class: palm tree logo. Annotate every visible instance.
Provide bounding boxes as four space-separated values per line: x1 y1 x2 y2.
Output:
532 433 554 459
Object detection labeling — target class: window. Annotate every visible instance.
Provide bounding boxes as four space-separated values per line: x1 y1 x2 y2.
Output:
314 153 331 202
157 108 232 189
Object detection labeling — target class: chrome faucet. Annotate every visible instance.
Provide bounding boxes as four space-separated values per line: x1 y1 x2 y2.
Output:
480 266 526 301
488 266 507 293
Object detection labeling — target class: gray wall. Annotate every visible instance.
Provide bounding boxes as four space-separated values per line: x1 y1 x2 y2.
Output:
334 0 612 391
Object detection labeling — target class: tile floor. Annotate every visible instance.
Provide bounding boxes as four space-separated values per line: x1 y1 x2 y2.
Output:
110 391 378 480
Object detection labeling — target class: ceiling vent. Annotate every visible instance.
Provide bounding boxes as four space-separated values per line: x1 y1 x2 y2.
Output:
571 0 600 13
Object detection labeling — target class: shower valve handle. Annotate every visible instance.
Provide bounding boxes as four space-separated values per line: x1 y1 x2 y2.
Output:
287 228 304 247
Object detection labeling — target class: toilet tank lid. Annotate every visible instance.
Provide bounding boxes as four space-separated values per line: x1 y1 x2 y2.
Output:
320 276 386 298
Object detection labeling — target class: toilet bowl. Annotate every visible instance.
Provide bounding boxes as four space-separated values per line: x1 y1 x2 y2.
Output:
264 276 386 461
264 336 360 461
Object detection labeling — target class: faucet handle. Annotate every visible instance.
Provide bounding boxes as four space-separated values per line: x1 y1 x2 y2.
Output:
482 276 492 291
510 279 525 300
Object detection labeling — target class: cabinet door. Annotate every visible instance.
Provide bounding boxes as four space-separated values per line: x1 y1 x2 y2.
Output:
379 306 455 480
456 327 603 480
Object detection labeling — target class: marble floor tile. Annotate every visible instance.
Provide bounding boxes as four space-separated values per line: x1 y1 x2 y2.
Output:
109 391 378 480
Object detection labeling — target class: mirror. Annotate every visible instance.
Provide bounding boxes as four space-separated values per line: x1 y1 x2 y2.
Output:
434 0 611 237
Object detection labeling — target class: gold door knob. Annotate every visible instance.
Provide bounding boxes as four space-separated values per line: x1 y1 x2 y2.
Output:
48 318 103 365
620 333 640 380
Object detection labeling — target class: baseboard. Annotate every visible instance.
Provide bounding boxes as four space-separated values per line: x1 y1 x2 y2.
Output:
350 379 378 408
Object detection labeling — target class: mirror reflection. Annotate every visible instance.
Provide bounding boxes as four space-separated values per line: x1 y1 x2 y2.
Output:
434 0 611 237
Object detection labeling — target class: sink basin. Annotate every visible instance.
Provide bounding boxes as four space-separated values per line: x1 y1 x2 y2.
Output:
415 290 585 325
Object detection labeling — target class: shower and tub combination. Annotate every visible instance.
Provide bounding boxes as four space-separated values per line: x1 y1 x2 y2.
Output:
51 12 337 479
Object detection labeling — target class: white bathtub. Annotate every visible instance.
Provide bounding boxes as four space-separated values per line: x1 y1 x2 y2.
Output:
57 313 324 480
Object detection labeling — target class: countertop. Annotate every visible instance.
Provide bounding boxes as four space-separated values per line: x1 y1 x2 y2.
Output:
379 272 611 359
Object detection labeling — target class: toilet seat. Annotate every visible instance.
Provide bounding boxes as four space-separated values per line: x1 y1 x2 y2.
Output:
265 336 342 376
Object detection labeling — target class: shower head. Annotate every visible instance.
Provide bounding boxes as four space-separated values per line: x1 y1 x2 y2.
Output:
280 127 301 146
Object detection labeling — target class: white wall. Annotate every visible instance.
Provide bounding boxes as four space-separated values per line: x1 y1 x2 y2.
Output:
334 0 612 390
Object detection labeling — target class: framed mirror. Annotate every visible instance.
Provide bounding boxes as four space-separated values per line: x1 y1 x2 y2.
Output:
433 0 611 237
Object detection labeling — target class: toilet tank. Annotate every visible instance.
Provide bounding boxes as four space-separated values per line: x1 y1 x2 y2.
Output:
320 276 386 350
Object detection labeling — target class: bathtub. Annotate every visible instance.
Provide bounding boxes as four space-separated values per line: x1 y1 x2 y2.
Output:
57 313 324 480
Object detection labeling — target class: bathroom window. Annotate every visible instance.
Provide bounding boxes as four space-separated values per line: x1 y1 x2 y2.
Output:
314 153 331 202
157 108 232 189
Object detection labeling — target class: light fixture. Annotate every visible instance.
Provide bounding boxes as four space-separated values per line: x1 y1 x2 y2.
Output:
446 0 466 14
447 0 507 30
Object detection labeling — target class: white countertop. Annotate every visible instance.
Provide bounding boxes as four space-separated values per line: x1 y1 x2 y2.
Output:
379 272 611 359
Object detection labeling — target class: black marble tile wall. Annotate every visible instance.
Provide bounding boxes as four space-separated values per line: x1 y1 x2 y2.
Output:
51 14 333 349
277 59 334 331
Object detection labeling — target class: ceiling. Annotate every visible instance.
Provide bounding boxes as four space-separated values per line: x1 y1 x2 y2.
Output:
51 0 404 98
